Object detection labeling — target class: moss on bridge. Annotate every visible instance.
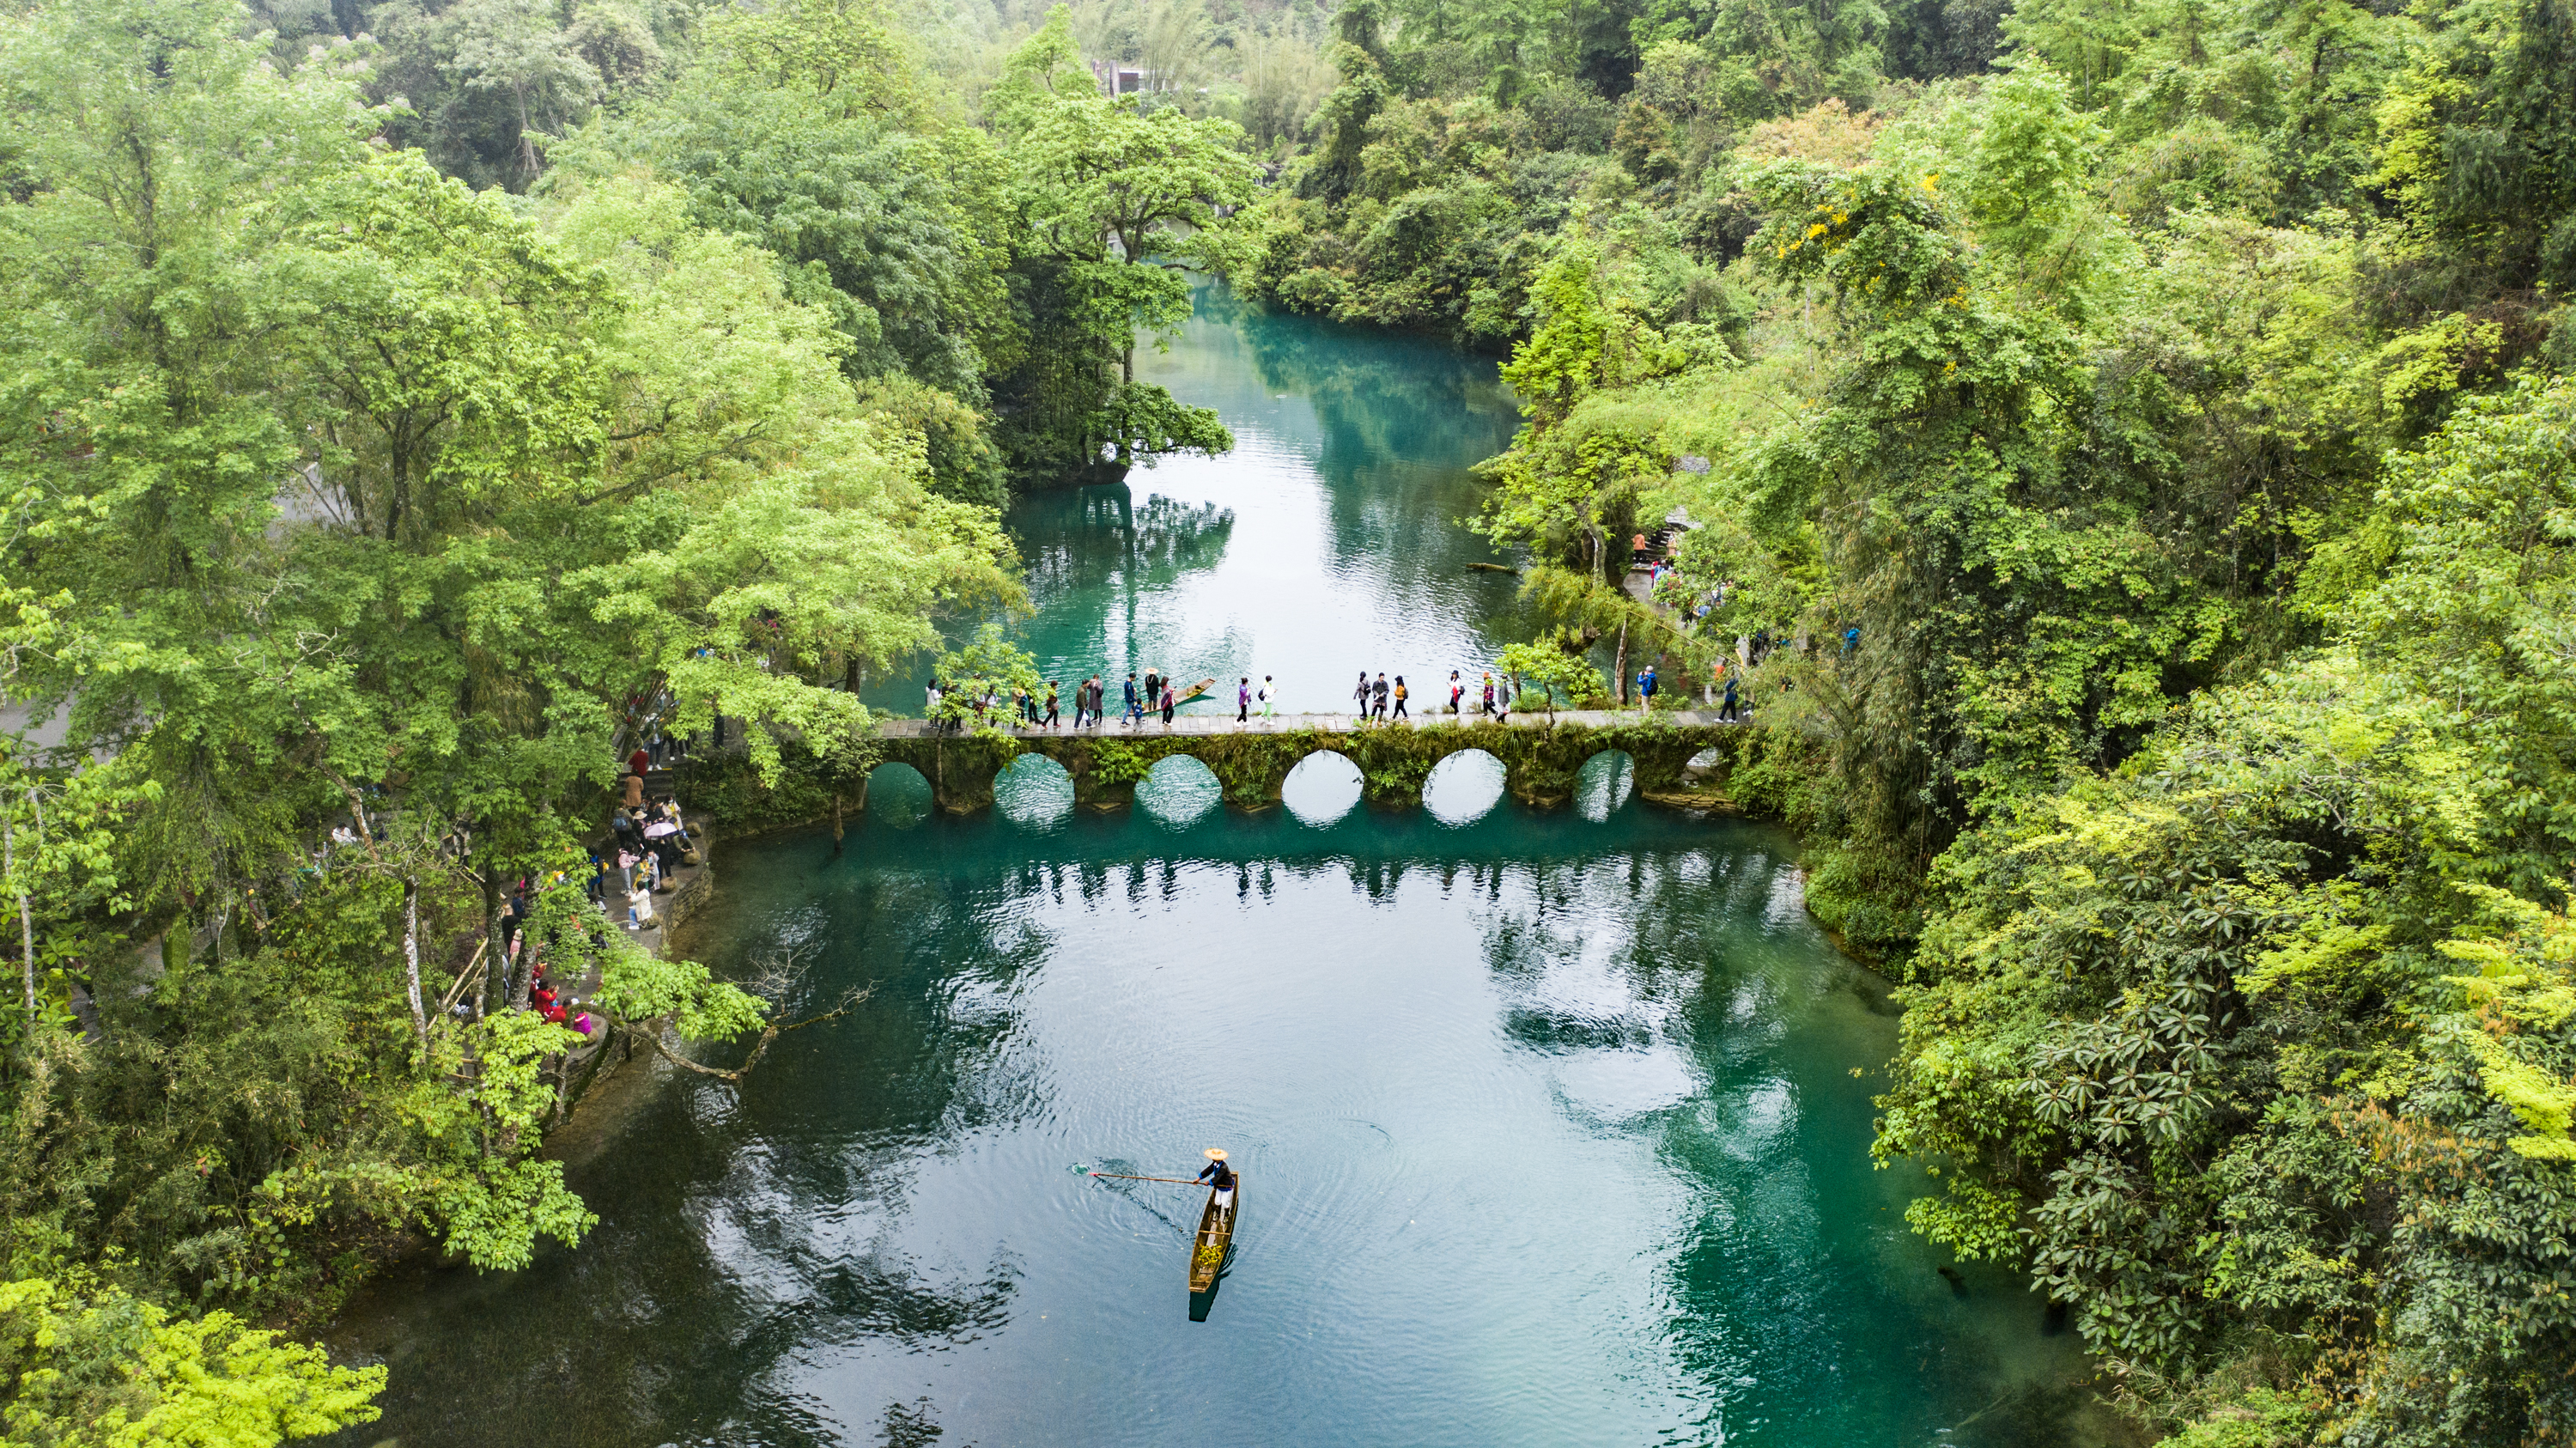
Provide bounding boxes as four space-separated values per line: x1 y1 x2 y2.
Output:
875 718 1756 816
676 718 1781 837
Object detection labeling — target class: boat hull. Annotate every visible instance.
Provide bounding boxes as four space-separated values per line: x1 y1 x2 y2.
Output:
1189 1177 1238 1293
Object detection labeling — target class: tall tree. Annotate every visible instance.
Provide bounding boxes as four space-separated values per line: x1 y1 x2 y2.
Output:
985 6 1260 467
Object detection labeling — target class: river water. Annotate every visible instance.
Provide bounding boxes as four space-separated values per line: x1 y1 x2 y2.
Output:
328 289 2115 1448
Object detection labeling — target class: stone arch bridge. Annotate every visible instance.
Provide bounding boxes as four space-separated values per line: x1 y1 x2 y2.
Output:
866 710 1747 815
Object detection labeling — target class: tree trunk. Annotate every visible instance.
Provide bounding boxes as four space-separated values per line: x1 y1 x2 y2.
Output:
513 83 540 183
1614 620 1630 706
480 861 507 1019
504 921 532 1013
402 877 429 1057
8 812 28 1015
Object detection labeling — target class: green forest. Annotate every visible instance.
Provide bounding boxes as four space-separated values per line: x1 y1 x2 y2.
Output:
0 0 2571 1439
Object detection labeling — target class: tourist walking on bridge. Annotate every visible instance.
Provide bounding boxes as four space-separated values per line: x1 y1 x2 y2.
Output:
1123 672 1143 728
1449 671 1463 714
1236 677 1250 725
1353 671 1370 721
1391 676 1409 721
1480 672 1497 718
1044 680 1060 730
1257 675 1274 720
1160 679 1177 727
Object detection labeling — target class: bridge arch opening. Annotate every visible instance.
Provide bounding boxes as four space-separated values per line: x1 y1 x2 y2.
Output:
865 761 933 829
1139 754 1223 828
996 753 1073 830
1575 750 1635 821
1282 751 1361 827
1423 749 1506 826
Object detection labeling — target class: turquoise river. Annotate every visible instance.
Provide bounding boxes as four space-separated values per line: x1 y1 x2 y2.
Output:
325 287 2122 1448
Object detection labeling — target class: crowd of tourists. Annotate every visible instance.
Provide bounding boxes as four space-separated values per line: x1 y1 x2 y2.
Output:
594 745 697 931
906 654 1785 730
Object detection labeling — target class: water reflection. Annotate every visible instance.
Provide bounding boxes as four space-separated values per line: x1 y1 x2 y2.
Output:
866 762 933 828
1280 750 1360 825
330 806 2110 1448
1138 754 1223 828
861 283 1553 718
1423 748 1506 826
995 754 1074 830
1018 491 1237 610
1575 750 1636 820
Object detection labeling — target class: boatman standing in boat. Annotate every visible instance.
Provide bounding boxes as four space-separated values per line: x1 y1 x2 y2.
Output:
1196 1149 1236 1211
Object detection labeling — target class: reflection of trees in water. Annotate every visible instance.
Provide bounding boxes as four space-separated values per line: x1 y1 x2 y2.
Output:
357 1060 1025 1448
1015 487 1236 606
1230 294 1533 620
1238 305 1517 478
1467 848 1896 1067
1245 309 1511 478
350 864 1059 1448
1453 849 2059 1447
1471 854 1756 1042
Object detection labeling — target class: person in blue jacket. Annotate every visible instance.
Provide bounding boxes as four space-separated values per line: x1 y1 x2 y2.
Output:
1196 1149 1236 1211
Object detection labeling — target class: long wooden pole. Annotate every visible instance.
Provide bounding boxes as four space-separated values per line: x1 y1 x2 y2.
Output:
1089 1172 1202 1184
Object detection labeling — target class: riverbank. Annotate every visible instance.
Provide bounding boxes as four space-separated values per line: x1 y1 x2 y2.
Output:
536 812 720 1125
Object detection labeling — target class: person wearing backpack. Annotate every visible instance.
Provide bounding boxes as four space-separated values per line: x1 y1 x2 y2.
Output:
1391 676 1409 721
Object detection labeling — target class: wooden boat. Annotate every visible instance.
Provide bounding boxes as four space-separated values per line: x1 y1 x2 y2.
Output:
1188 1175 1239 1293
1173 677 1218 707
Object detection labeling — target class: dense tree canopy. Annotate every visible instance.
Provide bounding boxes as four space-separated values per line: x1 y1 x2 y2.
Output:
1 0 2572 1439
